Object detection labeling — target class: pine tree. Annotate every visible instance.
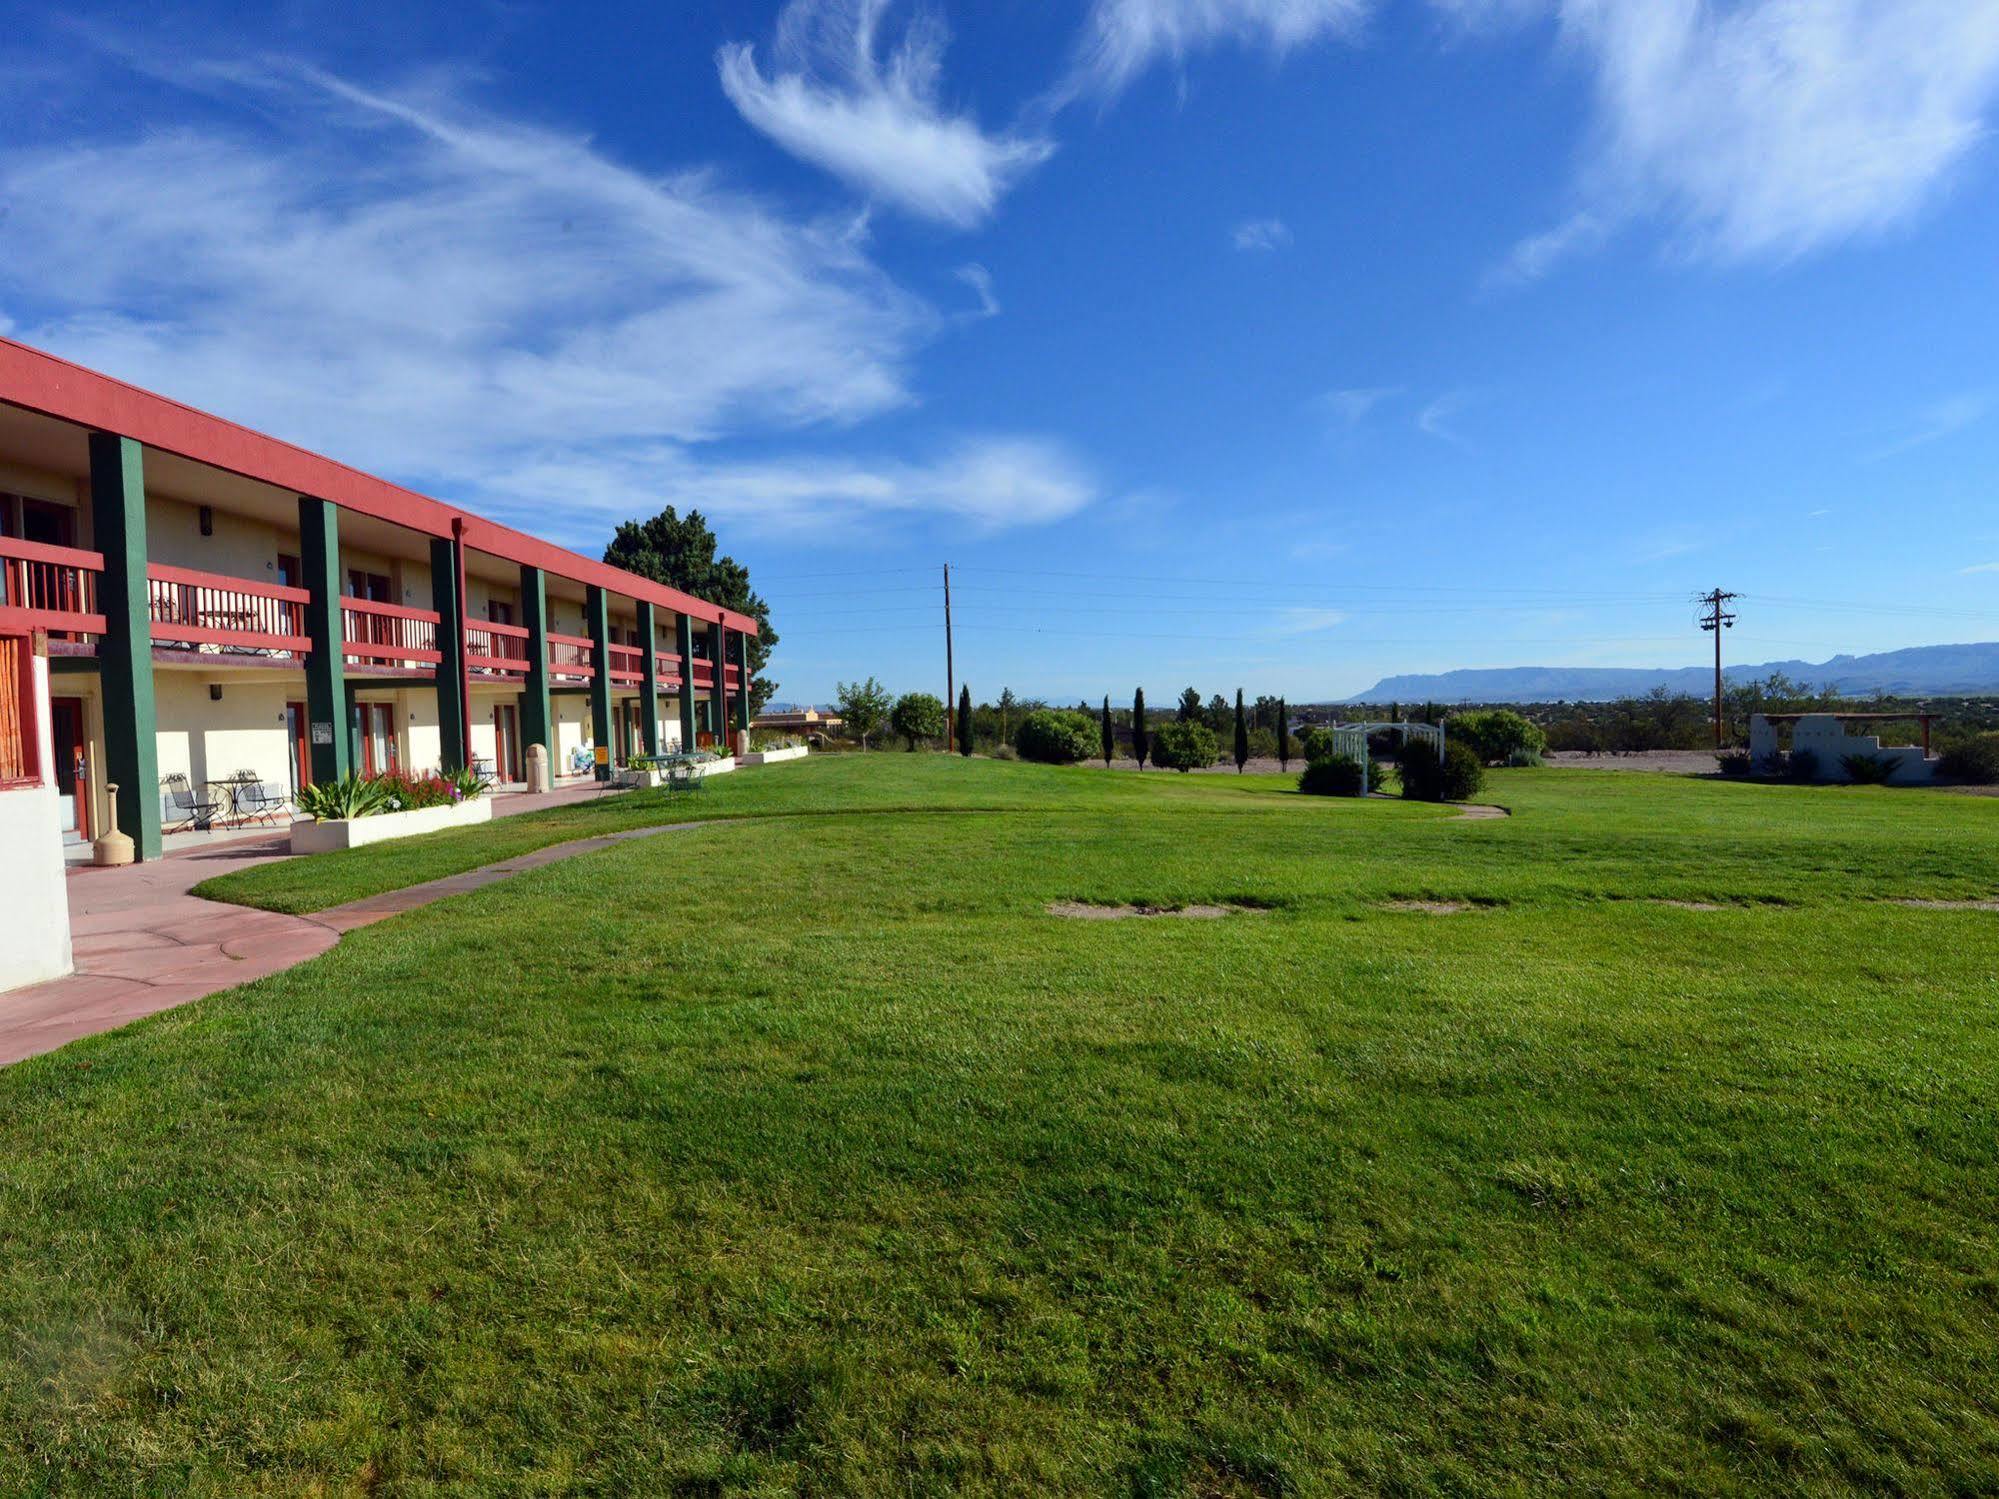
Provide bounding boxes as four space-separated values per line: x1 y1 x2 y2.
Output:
1101 695 1115 768
958 684 974 757
1234 689 1250 772
1133 688 1149 770
1277 697 1291 770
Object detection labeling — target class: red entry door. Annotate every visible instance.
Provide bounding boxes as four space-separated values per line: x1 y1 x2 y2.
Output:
494 703 520 782
285 701 312 796
50 696 88 839
358 703 398 776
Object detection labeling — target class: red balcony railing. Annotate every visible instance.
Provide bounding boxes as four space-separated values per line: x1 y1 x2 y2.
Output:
342 597 441 669
148 563 309 656
548 631 594 683
655 650 685 686
466 619 531 678
0 536 106 638
608 642 645 685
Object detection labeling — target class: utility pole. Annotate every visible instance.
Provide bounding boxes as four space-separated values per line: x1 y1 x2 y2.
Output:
1697 588 1739 747
943 562 955 754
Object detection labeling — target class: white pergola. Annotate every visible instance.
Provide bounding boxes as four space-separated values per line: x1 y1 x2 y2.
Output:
1326 720 1445 795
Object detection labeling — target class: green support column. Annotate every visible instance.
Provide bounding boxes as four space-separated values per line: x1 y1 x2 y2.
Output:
734 627 752 740
430 536 467 771
89 433 161 861
675 612 697 750
586 585 613 772
298 494 351 787
707 618 728 746
519 564 551 766
636 600 660 756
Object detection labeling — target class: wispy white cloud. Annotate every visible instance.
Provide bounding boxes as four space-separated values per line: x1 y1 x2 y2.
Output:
1272 606 1348 634
1484 209 1607 286
1415 389 1476 448
718 0 1053 227
1231 216 1292 251
1868 389 1997 460
0 61 1092 542
1289 538 1349 561
485 436 1096 543
1321 385 1402 427
1957 561 1999 575
1072 0 1371 95
954 262 1000 319
1486 0 1999 277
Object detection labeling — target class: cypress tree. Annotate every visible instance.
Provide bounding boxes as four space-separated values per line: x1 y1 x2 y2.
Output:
1277 697 1290 770
958 684 973 756
1101 695 1115 767
1234 689 1250 772
1132 688 1149 770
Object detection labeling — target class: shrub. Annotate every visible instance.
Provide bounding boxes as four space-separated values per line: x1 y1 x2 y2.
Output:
891 692 947 750
1247 727 1277 761
1151 720 1219 773
1716 750 1752 777
1399 741 1485 803
1298 726 1336 762
1451 709 1547 766
1785 748 1821 783
1938 733 1999 784
1015 709 1098 765
991 743 1019 761
1506 748 1547 768
1298 755 1368 796
1840 752 1899 785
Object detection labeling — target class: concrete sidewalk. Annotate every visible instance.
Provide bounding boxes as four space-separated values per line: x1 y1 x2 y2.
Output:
2 779 629 1067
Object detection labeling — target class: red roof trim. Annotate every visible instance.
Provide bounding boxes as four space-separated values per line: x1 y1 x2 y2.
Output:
0 336 759 636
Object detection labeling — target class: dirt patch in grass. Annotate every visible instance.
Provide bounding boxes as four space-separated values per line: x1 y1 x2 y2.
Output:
1377 899 1475 915
1047 901 1264 921
1892 897 1999 911
1654 899 1727 911
1452 804 1509 821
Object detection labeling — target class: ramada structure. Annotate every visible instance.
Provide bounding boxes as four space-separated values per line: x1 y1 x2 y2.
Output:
0 337 756 866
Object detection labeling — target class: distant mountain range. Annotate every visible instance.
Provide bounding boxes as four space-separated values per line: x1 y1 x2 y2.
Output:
1349 643 1999 705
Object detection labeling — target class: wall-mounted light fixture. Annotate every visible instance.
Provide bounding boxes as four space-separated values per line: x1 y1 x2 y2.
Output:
209 684 223 702
199 505 214 537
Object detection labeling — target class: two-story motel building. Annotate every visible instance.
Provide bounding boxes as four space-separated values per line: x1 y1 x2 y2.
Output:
0 337 755 863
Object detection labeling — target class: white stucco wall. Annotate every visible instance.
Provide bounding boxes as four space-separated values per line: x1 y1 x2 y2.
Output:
153 672 299 814
2 653 74 993
1751 713 1938 783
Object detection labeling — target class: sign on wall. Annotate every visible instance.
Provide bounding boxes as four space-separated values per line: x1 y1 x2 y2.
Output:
311 722 334 745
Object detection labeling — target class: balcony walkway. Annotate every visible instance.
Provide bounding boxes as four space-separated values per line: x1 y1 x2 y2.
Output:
3 778 641 1067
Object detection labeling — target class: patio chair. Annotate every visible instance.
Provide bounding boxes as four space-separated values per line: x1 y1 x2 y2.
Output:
234 781 289 827
160 773 220 833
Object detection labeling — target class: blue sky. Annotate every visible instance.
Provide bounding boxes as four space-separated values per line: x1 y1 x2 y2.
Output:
4 1 1999 703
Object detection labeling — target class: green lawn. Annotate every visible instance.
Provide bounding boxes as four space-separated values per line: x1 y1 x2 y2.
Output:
7 756 1999 1493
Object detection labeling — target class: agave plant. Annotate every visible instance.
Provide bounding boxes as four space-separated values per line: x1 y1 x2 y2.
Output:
294 774 394 821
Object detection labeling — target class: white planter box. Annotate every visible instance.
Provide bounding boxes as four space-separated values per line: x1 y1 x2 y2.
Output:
614 757 738 789
741 746 809 766
289 795 493 854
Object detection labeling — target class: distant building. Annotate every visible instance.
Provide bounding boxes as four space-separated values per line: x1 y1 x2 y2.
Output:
753 706 843 740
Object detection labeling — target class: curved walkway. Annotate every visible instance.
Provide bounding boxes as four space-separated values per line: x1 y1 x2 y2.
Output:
0 793 703 1068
